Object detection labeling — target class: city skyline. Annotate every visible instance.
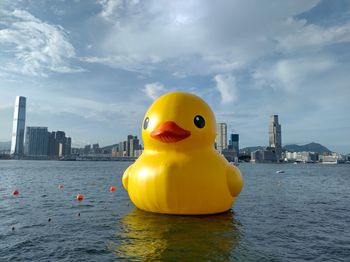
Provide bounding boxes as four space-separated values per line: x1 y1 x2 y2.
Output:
1 1 350 153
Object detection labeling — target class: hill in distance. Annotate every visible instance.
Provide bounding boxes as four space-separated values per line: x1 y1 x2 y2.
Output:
240 142 332 155
101 144 118 152
283 142 331 154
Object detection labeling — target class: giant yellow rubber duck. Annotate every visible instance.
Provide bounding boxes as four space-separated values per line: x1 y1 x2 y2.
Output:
122 92 243 215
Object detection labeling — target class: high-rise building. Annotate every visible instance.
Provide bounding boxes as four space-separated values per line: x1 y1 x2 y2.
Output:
126 135 134 156
118 141 126 157
47 131 57 158
65 137 72 156
84 145 91 154
229 133 239 154
216 123 227 153
24 127 49 157
10 96 26 155
268 115 282 161
129 136 140 157
55 131 66 156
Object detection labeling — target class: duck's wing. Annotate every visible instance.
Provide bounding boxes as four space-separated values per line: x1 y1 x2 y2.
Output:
122 164 133 191
226 165 243 197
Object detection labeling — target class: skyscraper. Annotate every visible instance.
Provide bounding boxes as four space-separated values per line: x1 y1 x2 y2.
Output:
216 123 227 152
229 133 239 154
24 127 49 157
10 96 26 156
55 131 66 156
269 115 282 161
48 132 57 158
126 135 134 156
65 137 72 156
129 136 140 157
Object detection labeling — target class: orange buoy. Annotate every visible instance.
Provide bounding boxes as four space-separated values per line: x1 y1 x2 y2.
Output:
76 193 84 201
109 186 116 192
58 184 64 189
12 190 19 196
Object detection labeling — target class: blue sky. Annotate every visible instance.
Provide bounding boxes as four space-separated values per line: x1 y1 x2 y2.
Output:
0 0 349 153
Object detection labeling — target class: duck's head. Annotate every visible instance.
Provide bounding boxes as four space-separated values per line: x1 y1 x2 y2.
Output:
142 92 217 151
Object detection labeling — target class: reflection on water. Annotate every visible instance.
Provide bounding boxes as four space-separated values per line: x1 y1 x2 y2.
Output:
110 208 240 261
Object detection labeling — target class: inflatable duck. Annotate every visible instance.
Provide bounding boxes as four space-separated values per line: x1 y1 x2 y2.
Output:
122 92 243 215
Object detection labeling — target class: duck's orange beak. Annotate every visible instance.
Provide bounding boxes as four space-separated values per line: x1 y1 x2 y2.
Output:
150 121 191 143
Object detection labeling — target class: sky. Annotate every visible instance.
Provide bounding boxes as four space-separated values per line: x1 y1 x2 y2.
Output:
0 0 349 153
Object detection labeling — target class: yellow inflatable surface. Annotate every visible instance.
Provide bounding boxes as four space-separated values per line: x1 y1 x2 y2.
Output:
122 92 243 215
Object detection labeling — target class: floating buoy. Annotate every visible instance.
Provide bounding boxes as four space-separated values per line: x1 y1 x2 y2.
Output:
12 190 19 196
109 186 116 192
58 184 64 189
76 194 84 201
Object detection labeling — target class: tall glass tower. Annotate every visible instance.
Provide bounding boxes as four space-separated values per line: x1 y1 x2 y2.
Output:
268 115 282 161
229 133 239 153
10 96 26 155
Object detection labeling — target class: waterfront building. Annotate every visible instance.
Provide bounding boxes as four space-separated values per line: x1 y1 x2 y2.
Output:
55 131 66 156
118 141 126 157
115 135 142 157
320 153 344 164
251 147 277 163
58 143 64 157
24 127 49 157
111 145 119 157
228 133 239 154
47 132 57 158
269 115 282 161
129 136 140 157
84 145 91 154
134 149 143 157
216 123 227 153
285 151 319 163
10 96 26 156
65 137 72 156
126 135 134 156
221 148 237 162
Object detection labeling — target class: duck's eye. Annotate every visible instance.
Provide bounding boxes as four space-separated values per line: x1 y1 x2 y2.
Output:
143 117 149 130
194 115 205 128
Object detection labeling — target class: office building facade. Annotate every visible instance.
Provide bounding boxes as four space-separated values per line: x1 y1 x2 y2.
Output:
129 136 140 157
229 133 239 154
24 127 49 157
10 96 26 155
216 123 227 153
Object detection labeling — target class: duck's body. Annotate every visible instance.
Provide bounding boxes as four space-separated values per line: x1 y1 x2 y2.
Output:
122 92 243 215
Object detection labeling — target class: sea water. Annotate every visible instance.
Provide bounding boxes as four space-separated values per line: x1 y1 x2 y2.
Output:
0 160 349 261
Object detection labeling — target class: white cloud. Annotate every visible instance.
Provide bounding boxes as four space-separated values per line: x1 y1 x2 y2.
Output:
81 55 155 73
0 9 84 76
97 0 124 22
277 19 350 50
89 0 330 75
253 57 336 92
144 82 165 100
214 74 237 104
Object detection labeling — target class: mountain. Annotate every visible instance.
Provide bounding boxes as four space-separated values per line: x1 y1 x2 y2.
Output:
0 141 11 151
240 142 332 155
283 143 332 154
101 144 118 151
